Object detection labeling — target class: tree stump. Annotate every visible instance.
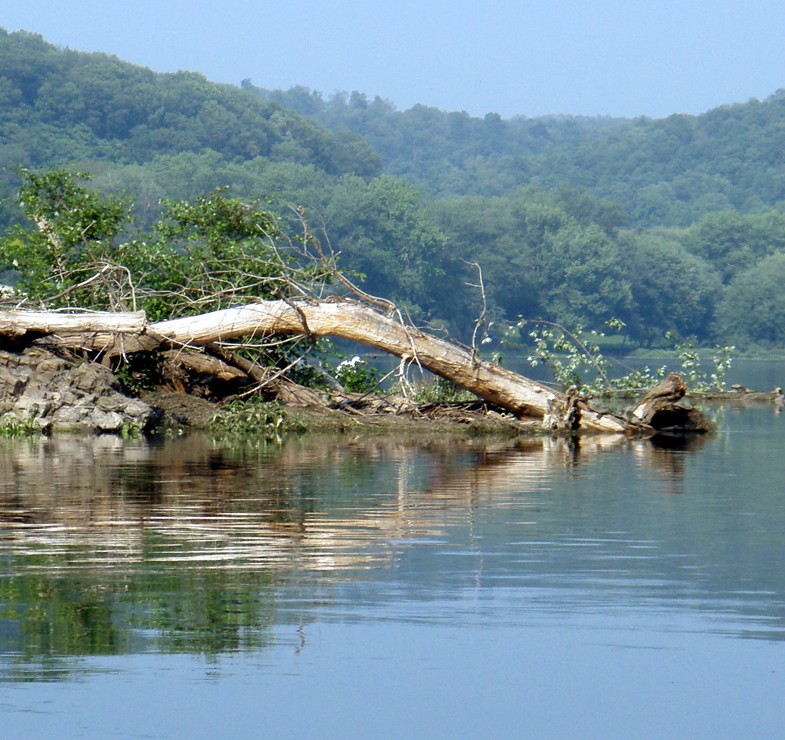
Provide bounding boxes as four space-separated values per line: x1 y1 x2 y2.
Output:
543 385 583 432
630 373 714 434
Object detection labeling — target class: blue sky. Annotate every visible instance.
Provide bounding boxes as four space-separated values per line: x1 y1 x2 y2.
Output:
4 1 785 119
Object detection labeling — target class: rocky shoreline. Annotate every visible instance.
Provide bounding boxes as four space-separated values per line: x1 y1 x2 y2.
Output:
0 347 153 434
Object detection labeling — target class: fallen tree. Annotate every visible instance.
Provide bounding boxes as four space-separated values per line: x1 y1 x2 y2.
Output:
153 300 634 432
0 300 702 435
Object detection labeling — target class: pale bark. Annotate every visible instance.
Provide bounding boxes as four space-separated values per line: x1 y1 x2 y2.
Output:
0 301 632 433
0 309 146 336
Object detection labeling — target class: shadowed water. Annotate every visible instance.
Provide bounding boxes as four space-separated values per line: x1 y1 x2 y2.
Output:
1 389 785 737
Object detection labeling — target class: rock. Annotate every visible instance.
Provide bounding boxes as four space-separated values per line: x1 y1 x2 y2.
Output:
0 347 154 434
90 409 125 432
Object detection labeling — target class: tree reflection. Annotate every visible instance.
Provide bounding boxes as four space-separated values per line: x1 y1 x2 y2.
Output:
1 428 783 681
634 433 713 494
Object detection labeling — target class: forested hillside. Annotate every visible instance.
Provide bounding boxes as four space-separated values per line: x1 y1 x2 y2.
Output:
0 29 381 223
252 83 785 228
2 28 785 350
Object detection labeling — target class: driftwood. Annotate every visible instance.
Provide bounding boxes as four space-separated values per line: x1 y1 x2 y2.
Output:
153 301 642 432
630 373 714 433
0 301 707 435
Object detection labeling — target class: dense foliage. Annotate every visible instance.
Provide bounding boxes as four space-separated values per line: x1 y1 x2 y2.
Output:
251 84 785 227
3 29 785 350
0 170 295 322
0 29 380 227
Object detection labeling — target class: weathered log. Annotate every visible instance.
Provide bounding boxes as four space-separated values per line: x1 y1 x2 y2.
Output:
0 310 146 337
630 372 714 433
542 386 583 432
149 300 632 432
160 349 247 382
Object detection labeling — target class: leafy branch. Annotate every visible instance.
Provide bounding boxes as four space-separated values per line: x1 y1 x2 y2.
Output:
513 317 734 395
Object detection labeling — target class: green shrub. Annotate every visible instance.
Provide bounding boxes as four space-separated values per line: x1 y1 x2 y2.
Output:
210 397 304 437
334 355 379 393
0 412 43 437
411 376 477 403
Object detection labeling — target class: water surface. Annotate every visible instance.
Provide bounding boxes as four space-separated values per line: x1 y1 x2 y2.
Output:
1 382 785 738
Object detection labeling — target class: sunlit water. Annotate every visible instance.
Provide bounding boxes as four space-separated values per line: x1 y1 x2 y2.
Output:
2 361 785 738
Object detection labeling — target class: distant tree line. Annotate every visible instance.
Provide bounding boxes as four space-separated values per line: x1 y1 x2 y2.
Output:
249 83 785 228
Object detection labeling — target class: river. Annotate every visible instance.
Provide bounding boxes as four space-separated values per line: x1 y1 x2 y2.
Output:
1 361 784 738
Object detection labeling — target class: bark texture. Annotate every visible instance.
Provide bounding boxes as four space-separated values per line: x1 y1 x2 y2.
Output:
630 373 714 433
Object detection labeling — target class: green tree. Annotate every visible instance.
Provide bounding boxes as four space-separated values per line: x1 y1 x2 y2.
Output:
0 169 292 322
623 232 722 345
535 220 632 328
125 189 283 321
715 252 785 346
683 210 785 283
434 191 633 334
433 194 541 324
323 175 454 324
505 195 632 329
0 168 129 306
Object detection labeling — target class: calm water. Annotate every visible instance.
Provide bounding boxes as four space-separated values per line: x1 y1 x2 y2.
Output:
2 362 785 738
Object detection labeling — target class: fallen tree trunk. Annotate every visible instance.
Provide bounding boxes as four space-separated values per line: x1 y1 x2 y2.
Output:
151 300 632 433
0 309 147 337
0 300 649 434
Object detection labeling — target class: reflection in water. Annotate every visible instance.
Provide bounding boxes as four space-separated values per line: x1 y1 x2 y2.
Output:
631 432 712 495
0 433 631 576
1 420 785 681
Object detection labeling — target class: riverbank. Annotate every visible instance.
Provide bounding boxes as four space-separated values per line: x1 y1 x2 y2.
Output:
0 344 543 437
145 388 543 438
1 344 779 439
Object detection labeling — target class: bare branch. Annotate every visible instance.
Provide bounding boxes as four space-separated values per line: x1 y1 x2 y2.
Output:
464 260 488 366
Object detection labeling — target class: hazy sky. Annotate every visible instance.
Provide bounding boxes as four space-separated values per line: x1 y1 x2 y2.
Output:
4 1 785 119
